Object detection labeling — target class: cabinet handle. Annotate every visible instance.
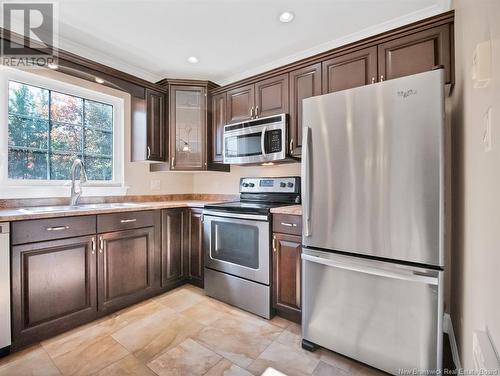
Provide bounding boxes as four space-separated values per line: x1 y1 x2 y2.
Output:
250 106 254 118
255 105 259 118
120 218 137 223
91 237 96 254
46 226 69 231
99 236 104 253
380 75 384 82
272 236 277 252
289 139 294 153
371 77 375 84
281 222 297 227
147 146 151 159
171 156 175 168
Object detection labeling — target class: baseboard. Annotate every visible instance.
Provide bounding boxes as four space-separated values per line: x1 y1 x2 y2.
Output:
443 313 462 369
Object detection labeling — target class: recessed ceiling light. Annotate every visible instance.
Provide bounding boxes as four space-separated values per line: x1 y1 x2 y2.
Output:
95 77 105 84
187 56 199 64
279 11 295 23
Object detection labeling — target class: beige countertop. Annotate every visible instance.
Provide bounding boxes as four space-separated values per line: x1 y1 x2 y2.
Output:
270 205 302 216
0 200 218 222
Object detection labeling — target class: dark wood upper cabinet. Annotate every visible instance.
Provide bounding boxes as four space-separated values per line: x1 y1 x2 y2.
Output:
11 235 98 348
254 73 289 118
272 232 302 321
97 227 158 314
162 209 185 287
187 208 204 287
210 92 226 163
322 46 378 94
378 24 452 84
226 84 255 124
289 63 322 157
146 88 167 161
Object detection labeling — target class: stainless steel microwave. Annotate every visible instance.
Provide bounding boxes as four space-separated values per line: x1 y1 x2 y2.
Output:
223 114 288 165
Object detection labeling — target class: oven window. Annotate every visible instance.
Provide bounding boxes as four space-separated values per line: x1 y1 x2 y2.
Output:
211 221 259 269
225 133 262 157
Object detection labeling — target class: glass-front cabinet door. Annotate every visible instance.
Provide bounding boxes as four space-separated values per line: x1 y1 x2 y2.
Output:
169 85 206 170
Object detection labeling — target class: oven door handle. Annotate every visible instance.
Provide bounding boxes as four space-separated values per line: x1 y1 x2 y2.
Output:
202 210 269 221
261 126 267 156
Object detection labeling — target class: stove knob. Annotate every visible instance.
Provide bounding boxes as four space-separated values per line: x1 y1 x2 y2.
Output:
279 182 286 188
287 182 294 188
242 183 249 187
248 183 255 187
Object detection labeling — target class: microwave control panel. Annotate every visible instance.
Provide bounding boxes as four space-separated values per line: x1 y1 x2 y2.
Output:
265 129 282 153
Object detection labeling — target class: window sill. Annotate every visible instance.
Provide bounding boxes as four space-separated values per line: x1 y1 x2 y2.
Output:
0 185 129 199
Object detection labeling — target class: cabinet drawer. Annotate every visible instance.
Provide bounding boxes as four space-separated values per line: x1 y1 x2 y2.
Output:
273 214 302 236
12 216 96 245
97 210 155 233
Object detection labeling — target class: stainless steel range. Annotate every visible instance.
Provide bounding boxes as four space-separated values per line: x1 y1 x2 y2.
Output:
203 176 300 319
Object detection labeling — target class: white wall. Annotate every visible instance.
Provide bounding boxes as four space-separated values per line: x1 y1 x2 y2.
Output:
192 162 301 194
451 0 500 367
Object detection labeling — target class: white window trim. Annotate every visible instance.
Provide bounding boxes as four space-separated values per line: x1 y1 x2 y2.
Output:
0 66 127 198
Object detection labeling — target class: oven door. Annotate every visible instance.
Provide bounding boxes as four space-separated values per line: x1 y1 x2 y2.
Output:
223 124 286 165
203 211 270 285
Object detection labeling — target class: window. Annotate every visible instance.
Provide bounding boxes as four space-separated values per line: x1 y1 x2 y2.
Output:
8 81 114 181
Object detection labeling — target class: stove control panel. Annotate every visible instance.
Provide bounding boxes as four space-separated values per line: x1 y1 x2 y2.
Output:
240 177 300 194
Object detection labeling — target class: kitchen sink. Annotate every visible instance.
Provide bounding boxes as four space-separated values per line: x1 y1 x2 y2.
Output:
19 202 146 214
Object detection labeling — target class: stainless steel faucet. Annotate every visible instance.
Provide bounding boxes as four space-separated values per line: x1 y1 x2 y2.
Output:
70 158 87 206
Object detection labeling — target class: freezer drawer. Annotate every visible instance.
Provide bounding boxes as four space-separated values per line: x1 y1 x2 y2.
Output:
302 248 443 375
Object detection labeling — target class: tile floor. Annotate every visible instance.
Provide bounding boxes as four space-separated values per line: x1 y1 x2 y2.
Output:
0 285 386 376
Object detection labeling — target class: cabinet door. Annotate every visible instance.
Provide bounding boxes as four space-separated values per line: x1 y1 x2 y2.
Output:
98 227 157 313
226 84 254 124
11 235 97 347
170 85 206 170
211 92 226 163
378 24 452 84
187 209 204 286
322 46 378 94
289 64 322 157
146 88 167 161
255 73 289 118
162 209 185 287
273 233 301 320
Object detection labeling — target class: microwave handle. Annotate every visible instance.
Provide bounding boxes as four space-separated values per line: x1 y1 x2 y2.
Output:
261 126 267 156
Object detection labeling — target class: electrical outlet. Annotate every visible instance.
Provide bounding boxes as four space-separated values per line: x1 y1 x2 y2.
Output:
483 107 492 152
150 179 161 191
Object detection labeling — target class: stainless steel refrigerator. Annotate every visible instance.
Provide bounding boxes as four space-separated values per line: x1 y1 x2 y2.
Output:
301 70 445 374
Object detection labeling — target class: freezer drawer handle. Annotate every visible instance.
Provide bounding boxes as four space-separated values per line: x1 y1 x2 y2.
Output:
302 253 438 285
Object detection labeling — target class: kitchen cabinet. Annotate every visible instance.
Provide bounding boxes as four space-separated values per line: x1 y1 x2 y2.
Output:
378 24 452 84
322 46 378 94
226 84 255 124
97 227 157 314
210 92 226 163
161 208 185 287
11 235 98 348
254 74 289 118
131 88 167 162
289 63 322 157
187 208 204 287
272 213 303 323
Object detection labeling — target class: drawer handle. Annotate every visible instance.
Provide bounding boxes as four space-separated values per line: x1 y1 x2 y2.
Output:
281 222 297 227
46 226 69 231
120 218 137 223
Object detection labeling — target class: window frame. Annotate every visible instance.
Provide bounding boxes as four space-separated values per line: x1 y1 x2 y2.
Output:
0 67 125 197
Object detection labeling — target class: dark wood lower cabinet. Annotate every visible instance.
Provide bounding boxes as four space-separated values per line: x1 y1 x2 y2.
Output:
161 209 185 287
11 235 98 348
98 227 158 314
187 208 204 287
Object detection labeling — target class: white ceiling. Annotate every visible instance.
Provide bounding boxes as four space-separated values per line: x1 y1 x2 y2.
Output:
54 0 452 85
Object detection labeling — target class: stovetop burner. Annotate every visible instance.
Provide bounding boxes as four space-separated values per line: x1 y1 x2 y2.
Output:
204 177 301 215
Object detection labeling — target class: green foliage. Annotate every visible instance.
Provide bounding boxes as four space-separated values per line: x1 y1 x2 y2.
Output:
8 82 114 181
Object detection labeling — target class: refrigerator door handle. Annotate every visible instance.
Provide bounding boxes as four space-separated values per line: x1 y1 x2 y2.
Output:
302 253 439 286
302 126 311 237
